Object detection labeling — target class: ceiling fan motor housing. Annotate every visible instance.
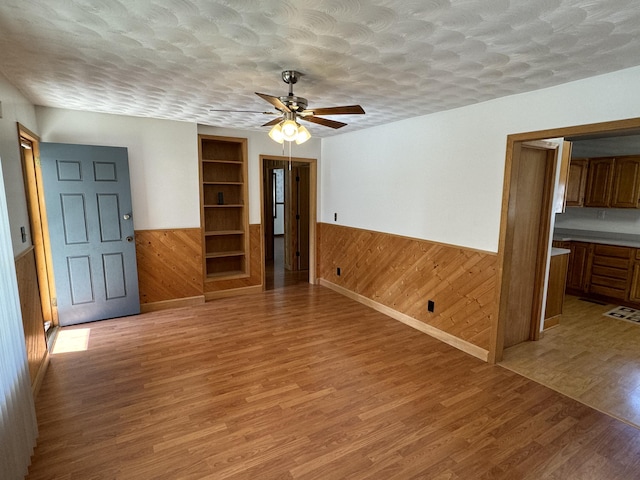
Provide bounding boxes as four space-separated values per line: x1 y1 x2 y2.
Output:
279 95 308 112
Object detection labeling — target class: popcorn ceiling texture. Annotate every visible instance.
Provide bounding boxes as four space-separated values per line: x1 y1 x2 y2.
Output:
0 0 638 136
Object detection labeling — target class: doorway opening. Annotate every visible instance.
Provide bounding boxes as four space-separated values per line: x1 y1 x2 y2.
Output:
494 117 640 363
261 155 317 290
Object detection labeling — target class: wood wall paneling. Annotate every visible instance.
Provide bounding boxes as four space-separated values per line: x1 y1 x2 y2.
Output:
135 229 203 305
14 247 48 387
318 223 498 351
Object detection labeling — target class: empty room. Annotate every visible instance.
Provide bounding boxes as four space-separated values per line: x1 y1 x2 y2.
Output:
2 1 640 478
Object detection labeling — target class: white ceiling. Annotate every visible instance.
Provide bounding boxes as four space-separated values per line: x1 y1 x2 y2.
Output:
0 0 639 137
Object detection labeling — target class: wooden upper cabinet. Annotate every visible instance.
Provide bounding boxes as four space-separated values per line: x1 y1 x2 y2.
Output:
611 156 640 208
565 158 588 207
584 158 615 207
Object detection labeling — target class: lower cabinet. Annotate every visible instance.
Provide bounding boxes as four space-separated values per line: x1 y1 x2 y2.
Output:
557 239 639 307
588 244 632 301
631 255 640 303
566 242 590 292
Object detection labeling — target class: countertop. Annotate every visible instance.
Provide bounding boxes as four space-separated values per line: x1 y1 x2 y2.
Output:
550 247 571 256
553 228 640 249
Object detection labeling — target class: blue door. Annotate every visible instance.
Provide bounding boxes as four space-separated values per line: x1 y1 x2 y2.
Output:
40 143 140 326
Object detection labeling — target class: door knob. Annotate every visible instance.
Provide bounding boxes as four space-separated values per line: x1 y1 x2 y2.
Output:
123 213 132 220
126 236 134 242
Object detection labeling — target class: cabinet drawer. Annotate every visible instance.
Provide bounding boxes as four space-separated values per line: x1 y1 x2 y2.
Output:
593 244 631 258
592 255 630 270
590 274 628 290
589 283 627 300
591 265 628 280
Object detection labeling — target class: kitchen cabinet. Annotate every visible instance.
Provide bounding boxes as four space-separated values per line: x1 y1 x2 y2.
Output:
544 250 570 328
577 156 640 209
566 241 591 292
611 156 640 208
630 250 640 303
584 158 614 207
565 158 588 207
588 244 632 301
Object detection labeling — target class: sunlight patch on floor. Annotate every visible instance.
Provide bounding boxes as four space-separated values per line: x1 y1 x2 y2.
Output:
52 328 91 353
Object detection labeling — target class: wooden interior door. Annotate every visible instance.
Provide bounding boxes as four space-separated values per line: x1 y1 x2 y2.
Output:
263 161 276 262
285 165 310 271
502 141 558 348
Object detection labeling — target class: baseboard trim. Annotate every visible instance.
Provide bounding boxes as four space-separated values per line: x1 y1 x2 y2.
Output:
204 285 263 301
319 279 489 362
32 349 50 398
140 295 205 313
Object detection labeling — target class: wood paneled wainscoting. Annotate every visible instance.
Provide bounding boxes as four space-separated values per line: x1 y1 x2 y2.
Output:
318 223 498 361
15 247 49 395
135 228 204 311
135 225 263 311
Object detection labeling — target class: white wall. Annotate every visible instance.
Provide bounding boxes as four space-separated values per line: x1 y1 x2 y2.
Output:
197 125 322 224
36 108 198 230
0 74 39 256
322 66 640 253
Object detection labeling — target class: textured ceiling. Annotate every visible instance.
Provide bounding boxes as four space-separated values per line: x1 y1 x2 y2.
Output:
0 0 639 137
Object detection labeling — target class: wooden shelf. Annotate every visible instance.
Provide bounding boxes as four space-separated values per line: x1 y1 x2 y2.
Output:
199 134 249 280
203 204 243 208
202 159 243 164
206 270 247 280
204 230 244 236
205 251 245 259
203 181 243 185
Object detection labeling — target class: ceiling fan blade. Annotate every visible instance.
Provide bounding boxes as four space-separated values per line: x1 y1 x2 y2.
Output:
262 118 282 127
305 105 365 116
210 109 277 114
300 116 347 129
255 92 291 113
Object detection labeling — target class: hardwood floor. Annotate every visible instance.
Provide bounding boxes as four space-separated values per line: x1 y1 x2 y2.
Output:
27 286 640 479
501 294 640 429
265 235 309 290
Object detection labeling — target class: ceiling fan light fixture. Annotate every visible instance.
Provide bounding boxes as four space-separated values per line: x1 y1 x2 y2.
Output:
295 124 311 144
268 123 284 144
281 119 299 141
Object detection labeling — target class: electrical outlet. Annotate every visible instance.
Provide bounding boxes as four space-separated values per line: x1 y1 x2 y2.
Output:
428 300 435 312
337 267 341 276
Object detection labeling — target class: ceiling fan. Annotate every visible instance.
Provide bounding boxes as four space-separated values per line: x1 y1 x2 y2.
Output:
211 70 365 144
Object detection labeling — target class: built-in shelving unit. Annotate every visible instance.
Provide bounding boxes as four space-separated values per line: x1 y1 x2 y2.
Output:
198 135 249 280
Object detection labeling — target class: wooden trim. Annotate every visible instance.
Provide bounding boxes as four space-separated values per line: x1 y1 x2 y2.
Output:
492 116 640 363
140 295 205 313
259 154 318 287
320 279 490 362
204 284 262 301
543 316 561 330
507 117 640 143
135 227 201 233
31 349 50 398
17 123 58 325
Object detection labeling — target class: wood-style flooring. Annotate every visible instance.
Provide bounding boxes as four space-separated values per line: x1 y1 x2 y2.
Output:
265 235 309 291
27 286 640 479
501 294 640 429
